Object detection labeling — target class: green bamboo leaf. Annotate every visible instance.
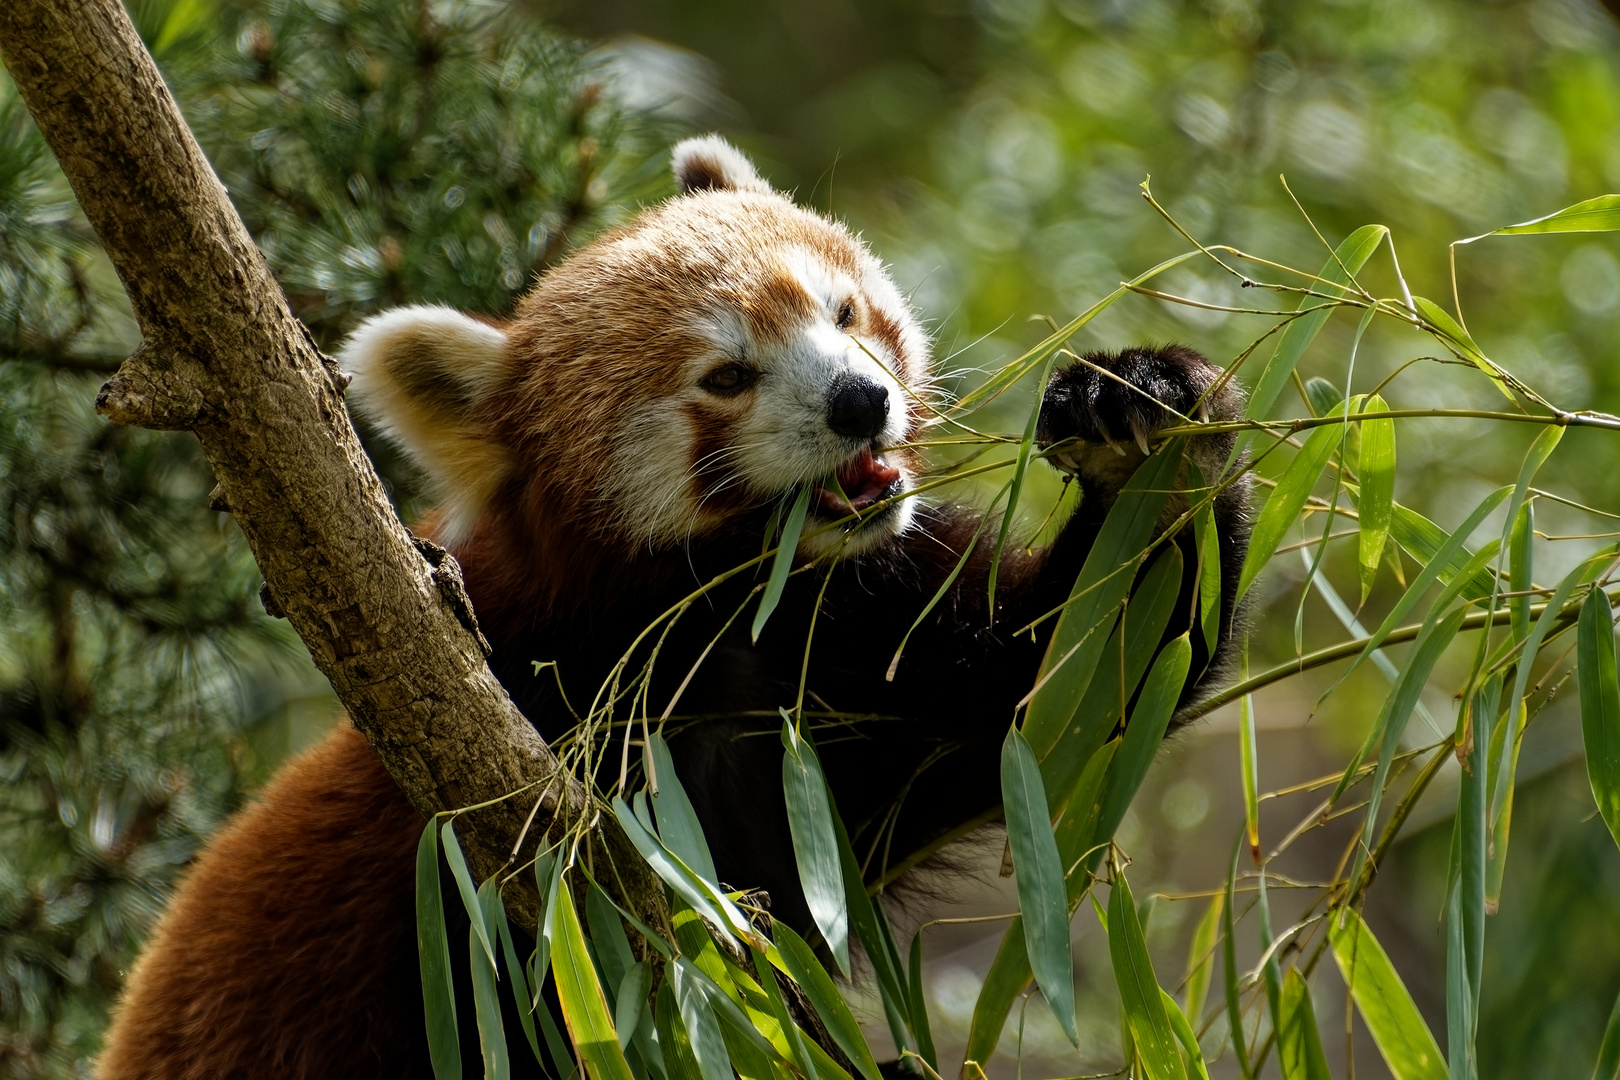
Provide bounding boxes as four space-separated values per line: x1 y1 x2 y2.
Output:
753 485 812 643
1108 873 1189 1080
1579 587 1620 852
671 960 733 1080
553 884 638 1080
1344 604 1470 891
781 717 849 976
962 919 1033 1074
1303 376 1343 419
656 978 703 1080
474 880 512 1080
1321 486 1511 723
907 932 938 1073
1445 885 1474 1080
1385 501 1498 600
416 820 462 1080
1195 503 1222 660
1356 394 1396 604
442 819 497 969
1024 439 1186 757
611 796 756 946
1248 224 1386 422
1161 989 1211 1080
1040 546 1183 808
1053 739 1119 895
1239 651 1259 861
831 814 912 1055
1509 502 1534 645
678 958 784 1066
1222 836 1254 1080
1278 970 1331 1080
750 946 819 1080
1091 636 1193 859
1236 421 1343 604
771 924 883 1080
1462 194 1620 238
1331 909 1448 1080
587 884 637 994
1001 727 1078 1044
1450 678 1494 1080
1181 893 1222 1027
1593 984 1620 1080
1412 297 1514 403
646 731 718 884
496 883 544 1068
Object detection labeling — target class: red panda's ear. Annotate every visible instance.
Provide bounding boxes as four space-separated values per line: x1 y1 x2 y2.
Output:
671 135 774 196
343 306 511 541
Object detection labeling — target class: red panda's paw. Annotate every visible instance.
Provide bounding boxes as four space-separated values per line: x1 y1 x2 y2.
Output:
1035 344 1238 474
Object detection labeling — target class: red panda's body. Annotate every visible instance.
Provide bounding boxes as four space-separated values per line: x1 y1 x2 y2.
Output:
97 138 1251 1079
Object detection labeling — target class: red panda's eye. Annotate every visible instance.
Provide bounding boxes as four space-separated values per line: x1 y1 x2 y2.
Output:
836 302 856 330
700 363 759 396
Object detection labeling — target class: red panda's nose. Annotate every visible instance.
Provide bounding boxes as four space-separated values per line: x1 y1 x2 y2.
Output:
826 374 890 440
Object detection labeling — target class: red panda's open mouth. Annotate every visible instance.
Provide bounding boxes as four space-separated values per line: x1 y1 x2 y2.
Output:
813 446 902 515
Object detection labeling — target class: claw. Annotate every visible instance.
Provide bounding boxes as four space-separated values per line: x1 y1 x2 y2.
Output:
1196 398 1209 423
1100 430 1128 457
1128 416 1151 456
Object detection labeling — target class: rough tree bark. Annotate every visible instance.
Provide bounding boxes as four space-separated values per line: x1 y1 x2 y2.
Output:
0 0 663 936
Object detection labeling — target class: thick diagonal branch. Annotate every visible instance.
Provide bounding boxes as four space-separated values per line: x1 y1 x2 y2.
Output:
0 0 661 934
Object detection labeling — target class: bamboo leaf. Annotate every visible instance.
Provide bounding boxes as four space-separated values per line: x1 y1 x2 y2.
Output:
671 960 733 1080
1450 678 1494 1080
1237 421 1343 604
587 884 637 994
1412 297 1514 403
781 717 850 976
1239 648 1259 860
831 814 913 1055
1356 394 1396 604
1222 835 1254 1080
907 932 938 1072
1040 547 1183 808
474 880 512 1080
1108 873 1189 1080
1385 501 1499 600
771 924 883 1080
1579 587 1620 852
646 732 718 884
679 958 784 1065
1462 194 1620 238
1091 635 1193 858
753 485 811 643
416 820 462 1080
443 819 497 969
1001 727 1078 1044
1278 970 1332 1080
1331 909 1448 1080
1182 893 1222 1028
1024 439 1186 757
963 919 1033 1074
750 946 819 1080
1248 224 1386 422
497 883 544 1068
988 349 1065 611
657 979 703 1080
1195 502 1222 660
553 884 639 1080
1161 989 1211 1080
611 796 756 946
1593 985 1620 1080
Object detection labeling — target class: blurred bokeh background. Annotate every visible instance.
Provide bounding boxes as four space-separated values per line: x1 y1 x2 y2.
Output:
4 0 1620 1075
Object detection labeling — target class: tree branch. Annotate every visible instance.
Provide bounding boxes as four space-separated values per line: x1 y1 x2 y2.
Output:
0 0 662 935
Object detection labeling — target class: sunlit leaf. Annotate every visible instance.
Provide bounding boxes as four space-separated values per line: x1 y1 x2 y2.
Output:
781 717 849 975
646 731 718 884
1108 873 1189 1080
1161 989 1211 1080
416 820 462 1080
1412 296 1515 402
671 960 733 1080
1278 970 1331 1080
771 925 882 1080
1462 194 1620 238
752 484 811 643
552 883 638 1080
473 880 512 1080
1331 909 1448 1080
1237 420 1343 604
1195 502 1222 660
750 946 819 1080
1356 394 1395 604
1024 439 1186 756
611 796 756 945
1579 587 1620 853
442 819 497 968
657 979 703 1080
1001 727 1078 1043
1247 224 1386 422
1182 893 1222 1027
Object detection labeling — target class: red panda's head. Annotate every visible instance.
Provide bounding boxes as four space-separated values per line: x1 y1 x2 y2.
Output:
344 136 931 569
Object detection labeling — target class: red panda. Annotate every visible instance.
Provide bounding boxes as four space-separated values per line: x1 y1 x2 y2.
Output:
96 135 1251 1079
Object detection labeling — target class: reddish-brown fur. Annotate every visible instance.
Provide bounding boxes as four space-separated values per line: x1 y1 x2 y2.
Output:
99 725 428 1079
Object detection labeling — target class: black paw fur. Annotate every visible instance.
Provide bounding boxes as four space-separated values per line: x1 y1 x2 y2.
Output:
1036 343 1225 452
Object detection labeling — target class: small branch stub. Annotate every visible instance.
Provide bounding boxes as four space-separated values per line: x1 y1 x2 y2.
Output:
95 341 208 429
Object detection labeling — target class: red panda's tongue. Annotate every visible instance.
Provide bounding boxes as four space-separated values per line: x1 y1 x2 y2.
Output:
817 447 901 514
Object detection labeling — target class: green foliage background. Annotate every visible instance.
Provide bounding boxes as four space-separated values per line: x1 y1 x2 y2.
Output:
3 0 1620 1077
